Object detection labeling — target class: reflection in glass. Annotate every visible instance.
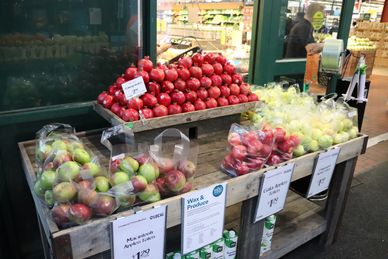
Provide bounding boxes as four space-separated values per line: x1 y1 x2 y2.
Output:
0 0 142 111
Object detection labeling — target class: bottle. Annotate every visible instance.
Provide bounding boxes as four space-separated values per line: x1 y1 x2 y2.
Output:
199 245 213 259
260 215 276 255
212 238 224 259
184 250 200 259
224 230 238 259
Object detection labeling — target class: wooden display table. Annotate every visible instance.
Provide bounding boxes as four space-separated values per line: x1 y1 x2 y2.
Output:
18 104 367 259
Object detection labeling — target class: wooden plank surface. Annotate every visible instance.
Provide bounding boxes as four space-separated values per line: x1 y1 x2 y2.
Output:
93 101 259 132
18 132 367 258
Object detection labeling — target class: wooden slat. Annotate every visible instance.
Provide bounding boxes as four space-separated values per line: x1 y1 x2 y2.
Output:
18 132 367 258
93 101 259 132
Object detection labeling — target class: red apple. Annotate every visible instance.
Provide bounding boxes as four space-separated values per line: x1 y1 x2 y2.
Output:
197 88 209 100
94 195 117 216
288 135 301 147
241 131 257 145
248 93 259 102
147 82 161 96
228 132 242 146
259 144 272 157
208 86 221 99
52 204 70 228
122 108 139 122
220 85 231 97
232 74 244 85
168 103 182 115
178 68 190 80
192 53 204 66
177 182 192 194
185 91 197 103
178 160 196 179
107 85 117 95
174 78 187 91
222 153 235 170
247 140 263 155
232 145 247 161
194 99 206 110
182 102 195 113
102 95 114 109
115 77 126 88
245 157 264 170
131 175 148 192
189 66 202 79
165 170 186 192
267 154 282 166
164 68 178 82
141 93 158 108
69 203 92 224
155 177 171 197
201 63 214 77
187 78 201 91
171 91 186 105
200 77 212 88
97 92 108 104
238 94 249 103
205 98 218 108
149 68 165 82
275 128 286 143
161 81 174 94
210 74 222 87
234 161 250 176
240 84 251 95
157 158 175 174
153 105 168 117
157 93 171 107
227 95 240 105
221 74 232 85
229 84 240 96
124 66 137 80
217 97 229 106
213 63 223 75
140 108 154 119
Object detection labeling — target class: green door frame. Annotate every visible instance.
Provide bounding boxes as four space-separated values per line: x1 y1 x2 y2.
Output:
248 0 356 87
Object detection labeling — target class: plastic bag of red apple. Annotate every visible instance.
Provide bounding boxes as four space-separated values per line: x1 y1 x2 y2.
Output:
149 128 198 198
221 123 276 177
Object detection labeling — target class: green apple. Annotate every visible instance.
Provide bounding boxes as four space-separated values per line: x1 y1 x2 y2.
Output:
40 170 56 190
95 176 110 192
138 184 161 202
82 162 101 177
301 136 313 151
318 135 334 149
67 141 84 153
58 161 80 182
72 149 91 165
36 144 52 162
342 118 353 131
119 157 139 176
333 133 343 144
341 132 350 142
51 140 67 150
34 180 45 197
138 163 157 183
44 190 55 206
53 182 77 202
348 126 358 139
310 140 319 152
311 129 323 140
111 172 130 186
293 145 305 157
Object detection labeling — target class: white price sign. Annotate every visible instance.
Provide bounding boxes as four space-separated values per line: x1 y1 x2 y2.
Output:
122 77 147 100
181 183 227 255
254 163 294 223
307 148 341 198
111 206 167 259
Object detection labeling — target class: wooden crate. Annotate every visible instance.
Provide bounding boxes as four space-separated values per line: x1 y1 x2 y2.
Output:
19 125 368 259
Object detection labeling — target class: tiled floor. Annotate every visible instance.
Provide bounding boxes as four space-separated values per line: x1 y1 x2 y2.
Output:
355 67 388 175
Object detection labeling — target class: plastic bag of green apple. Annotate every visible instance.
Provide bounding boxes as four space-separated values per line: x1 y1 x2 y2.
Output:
100 124 161 207
331 97 359 144
149 128 198 198
221 123 277 177
34 123 106 207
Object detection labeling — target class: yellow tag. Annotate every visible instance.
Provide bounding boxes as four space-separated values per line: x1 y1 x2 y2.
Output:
312 11 324 30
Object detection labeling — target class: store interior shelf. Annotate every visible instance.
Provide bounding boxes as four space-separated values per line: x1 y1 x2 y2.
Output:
18 130 367 258
93 101 260 131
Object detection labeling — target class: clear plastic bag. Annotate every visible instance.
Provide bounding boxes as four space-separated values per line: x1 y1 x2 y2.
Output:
221 123 275 177
149 128 198 198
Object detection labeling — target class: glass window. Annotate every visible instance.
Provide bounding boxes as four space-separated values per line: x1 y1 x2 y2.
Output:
0 0 142 111
156 0 254 74
283 0 343 59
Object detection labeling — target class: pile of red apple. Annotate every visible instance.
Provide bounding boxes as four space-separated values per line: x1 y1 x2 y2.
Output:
221 125 300 176
267 127 300 166
97 53 259 122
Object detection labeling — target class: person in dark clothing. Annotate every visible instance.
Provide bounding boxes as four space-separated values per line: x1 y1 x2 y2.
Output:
284 3 324 58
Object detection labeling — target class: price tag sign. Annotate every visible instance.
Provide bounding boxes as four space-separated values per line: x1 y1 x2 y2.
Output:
122 77 147 101
111 205 167 259
254 163 294 223
307 148 341 198
181 183 227 255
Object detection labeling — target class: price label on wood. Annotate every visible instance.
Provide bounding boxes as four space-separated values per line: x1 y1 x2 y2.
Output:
111 205 167 259
181 183 227 255
254 163 294 223
122 77 147 101
307 147 341 198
